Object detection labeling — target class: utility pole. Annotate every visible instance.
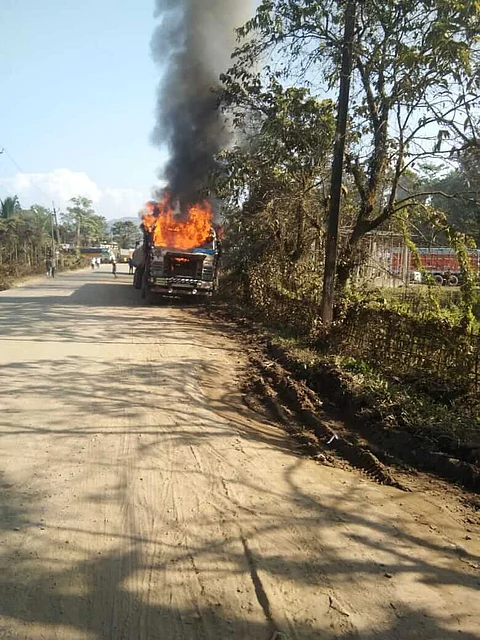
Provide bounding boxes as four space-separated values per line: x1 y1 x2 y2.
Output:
320 0 357 326
76 216 81 249
52 201 61 244
50 207 55 253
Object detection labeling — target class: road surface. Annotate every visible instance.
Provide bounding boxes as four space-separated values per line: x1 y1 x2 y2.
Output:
0 267 479 640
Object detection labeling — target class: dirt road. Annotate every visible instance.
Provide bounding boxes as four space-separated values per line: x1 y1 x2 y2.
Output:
0 267 478 639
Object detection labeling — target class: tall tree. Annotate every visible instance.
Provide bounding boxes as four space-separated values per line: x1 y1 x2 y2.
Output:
228 0 480 287
111 220 142 248
320 0 356 324
417 149 480 244
217 77 335 297
62 197 108 247
0 196 22 219
0 200 53 268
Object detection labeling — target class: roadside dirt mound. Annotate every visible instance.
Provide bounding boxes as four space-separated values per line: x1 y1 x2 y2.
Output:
199 303 480 495
265 341 480 493
246 356 408 491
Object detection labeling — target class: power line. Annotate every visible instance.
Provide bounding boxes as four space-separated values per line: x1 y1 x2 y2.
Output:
3 148 25 174
0 146 55 204
0 150 15 199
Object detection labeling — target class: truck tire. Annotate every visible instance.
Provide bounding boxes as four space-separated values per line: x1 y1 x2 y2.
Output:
141 270 149 301
134 267 144 290
433 273 444 286
141 271 156 305
448 274 459 286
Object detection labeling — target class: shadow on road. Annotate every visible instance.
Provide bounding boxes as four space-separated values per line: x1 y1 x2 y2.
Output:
1 538 477 639
0 272 226 345
1 450 478 638
0 352 479 638
0 271 479 639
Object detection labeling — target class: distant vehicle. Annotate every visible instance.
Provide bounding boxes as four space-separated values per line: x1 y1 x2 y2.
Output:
79 247 114 263
390 247 480 286
119 249 134 263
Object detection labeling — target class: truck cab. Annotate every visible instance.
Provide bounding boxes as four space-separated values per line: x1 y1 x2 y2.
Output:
135 227 221 300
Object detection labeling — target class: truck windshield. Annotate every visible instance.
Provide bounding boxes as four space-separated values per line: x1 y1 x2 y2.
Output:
198 233 215 250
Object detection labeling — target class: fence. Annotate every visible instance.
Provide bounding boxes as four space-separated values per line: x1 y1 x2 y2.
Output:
330 306 480 394
238 248 480 394
247 283 321 337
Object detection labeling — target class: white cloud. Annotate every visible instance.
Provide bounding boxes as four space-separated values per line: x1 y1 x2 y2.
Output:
0 169 149 220
103 187 145 220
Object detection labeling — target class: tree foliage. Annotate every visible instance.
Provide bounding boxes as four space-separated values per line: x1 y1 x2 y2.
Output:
421 150 480 244
0 194 110 278
111 220 142 249
216 76 336 300
0 196 22 219
222 0 480 288
0 198 53 269
60 196 108 247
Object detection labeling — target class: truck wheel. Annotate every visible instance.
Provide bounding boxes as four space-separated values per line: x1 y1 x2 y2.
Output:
433 273 444 286
448 274 459 286
134 267 143 290
141 271 149 301
141 274 156 305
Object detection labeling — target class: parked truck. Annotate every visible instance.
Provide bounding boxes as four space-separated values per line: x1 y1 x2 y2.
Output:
79 247 115 263
133 219 221 301
390 247 480 286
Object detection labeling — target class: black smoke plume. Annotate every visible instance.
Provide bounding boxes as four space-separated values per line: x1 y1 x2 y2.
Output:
151 0 251 207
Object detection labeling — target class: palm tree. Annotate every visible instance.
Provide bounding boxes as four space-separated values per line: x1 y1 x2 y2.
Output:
0 196 21 219
0 198 51 267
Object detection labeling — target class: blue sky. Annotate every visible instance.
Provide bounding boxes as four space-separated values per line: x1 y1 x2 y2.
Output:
0 0 167 218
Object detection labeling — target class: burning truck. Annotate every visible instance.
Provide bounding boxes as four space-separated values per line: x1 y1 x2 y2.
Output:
133 197 221 301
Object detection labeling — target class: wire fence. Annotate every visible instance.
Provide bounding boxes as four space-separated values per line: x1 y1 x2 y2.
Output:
330 307 479 394
245 282 479 394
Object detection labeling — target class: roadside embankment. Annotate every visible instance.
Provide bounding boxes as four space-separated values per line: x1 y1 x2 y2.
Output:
199 296 480 495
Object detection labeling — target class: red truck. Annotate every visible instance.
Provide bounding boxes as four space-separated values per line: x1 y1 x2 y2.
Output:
390 247 480 285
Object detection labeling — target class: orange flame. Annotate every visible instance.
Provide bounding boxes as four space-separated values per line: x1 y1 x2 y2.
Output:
142 195 213 251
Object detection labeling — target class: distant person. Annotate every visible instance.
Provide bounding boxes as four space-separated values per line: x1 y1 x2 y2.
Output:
111 258 117 278
127 257 134 275
51 258 56 278
95 257 101 269
91 257 96 270
45 256 52 277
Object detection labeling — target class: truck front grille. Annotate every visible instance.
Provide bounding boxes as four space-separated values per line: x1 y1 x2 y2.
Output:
165 253 204 279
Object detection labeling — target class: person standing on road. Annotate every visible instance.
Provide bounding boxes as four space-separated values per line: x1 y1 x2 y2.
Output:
45 256 52 277
96 257 101 269
111 258 117 278
91 257 96 270
127 257 134 275
51 257 56 278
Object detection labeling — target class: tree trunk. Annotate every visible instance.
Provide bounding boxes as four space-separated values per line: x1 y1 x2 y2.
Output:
320 0 357 324
336 217 370 290
292 199 306 262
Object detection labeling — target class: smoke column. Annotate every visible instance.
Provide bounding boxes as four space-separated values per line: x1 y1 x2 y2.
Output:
151 0 252 207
